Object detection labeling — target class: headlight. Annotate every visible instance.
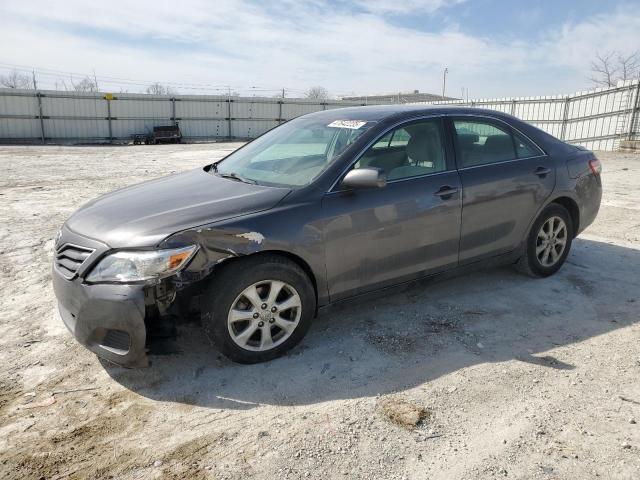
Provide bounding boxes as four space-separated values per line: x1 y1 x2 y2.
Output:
86 245 198 283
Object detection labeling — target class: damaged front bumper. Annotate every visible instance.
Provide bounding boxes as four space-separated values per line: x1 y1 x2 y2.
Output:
51 226 235 368
50 221 273 367
52 266 150 367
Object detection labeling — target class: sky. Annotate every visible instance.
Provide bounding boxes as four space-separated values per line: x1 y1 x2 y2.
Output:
0 0 639 99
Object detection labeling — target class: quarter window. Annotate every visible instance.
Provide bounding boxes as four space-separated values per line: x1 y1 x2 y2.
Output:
513 131 542 158
354 119 447 180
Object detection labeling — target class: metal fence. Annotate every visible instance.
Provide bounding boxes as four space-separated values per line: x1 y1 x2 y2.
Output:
419 80 640 151
1 81 639 150
0 89 373 144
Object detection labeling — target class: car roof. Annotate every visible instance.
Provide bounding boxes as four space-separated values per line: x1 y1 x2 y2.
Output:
303 104 515 123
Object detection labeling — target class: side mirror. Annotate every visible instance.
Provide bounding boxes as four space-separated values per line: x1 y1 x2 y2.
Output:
340 167 387 189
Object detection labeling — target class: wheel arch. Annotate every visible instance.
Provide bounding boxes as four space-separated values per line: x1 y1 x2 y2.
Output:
518 193 581 257
257 250 319 308
549 196 580 237
208 249 320 314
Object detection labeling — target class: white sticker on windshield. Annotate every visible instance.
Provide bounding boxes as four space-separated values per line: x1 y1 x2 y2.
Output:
327 120 367 129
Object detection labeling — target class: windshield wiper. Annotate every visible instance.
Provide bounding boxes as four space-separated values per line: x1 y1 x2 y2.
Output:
217 172 258 185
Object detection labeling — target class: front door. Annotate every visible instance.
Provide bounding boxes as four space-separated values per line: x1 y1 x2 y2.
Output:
322 118 462 301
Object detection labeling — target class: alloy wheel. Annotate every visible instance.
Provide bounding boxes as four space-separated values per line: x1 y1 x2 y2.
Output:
227 280 302 351
536 216 568 267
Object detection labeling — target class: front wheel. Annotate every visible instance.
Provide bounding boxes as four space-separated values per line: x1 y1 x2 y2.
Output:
516 203 574 277
201 255 316 363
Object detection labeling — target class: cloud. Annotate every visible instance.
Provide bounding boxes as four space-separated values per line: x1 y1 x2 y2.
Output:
352 0 467 15
0 1 638 98
545 9 640 69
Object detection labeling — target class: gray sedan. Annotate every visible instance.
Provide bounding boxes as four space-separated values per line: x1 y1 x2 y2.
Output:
52 106 602 366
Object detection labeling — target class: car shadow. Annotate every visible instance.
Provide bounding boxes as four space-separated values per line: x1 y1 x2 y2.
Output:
103 238 639 410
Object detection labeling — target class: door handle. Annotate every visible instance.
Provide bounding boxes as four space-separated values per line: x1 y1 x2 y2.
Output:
433 186 458 198
534 166 551 177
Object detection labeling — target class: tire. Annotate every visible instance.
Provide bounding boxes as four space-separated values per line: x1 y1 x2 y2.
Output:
516 203 574 278
201 255 316 363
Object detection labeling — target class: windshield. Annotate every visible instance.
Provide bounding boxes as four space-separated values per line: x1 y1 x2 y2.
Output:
214 117 375 187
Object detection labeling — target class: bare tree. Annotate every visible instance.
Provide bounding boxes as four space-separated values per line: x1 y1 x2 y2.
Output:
146 82 178 95
73 77 98 92
590 52 618 87
590 50 640 87
0 70 32 89
146 82 166 95
305 86 329 100
617 51 640 82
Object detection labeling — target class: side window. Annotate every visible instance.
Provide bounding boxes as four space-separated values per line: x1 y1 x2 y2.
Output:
371 132 392 149
355 120 446 180
389 128 410 147
513 131 542 158
453 120 516 167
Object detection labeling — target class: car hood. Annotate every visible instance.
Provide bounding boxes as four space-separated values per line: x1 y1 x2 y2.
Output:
65 167 291 248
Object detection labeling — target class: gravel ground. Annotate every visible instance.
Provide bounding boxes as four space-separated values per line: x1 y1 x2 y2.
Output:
0 144 639 480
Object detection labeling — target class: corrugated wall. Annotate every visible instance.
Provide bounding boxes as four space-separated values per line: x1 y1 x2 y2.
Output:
419 80 640 151
0 89 370 144
1 81 639 150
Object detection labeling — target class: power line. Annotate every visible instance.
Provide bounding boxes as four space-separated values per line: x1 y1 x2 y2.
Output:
0 62 293 95
0 61 331 98
0 61 235 89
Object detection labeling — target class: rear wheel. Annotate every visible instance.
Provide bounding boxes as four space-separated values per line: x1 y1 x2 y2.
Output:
201 255 315 363
516 203 573 277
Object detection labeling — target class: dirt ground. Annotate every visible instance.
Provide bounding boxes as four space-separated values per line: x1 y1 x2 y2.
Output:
1 144 639 480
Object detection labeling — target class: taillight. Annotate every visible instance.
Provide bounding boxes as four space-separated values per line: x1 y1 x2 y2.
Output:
589 158 602 176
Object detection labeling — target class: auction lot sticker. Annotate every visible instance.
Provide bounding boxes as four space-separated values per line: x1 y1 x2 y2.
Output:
327 120 368 129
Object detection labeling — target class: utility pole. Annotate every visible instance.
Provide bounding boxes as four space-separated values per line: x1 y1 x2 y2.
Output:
442 67 448 100
282 88 285 99
93 69 99 92
31 69 38 90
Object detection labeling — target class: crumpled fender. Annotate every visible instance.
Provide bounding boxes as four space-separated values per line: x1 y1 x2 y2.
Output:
157 206 329 306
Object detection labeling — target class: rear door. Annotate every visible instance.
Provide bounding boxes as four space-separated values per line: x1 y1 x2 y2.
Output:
322 117 462 301
449 116 555 263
